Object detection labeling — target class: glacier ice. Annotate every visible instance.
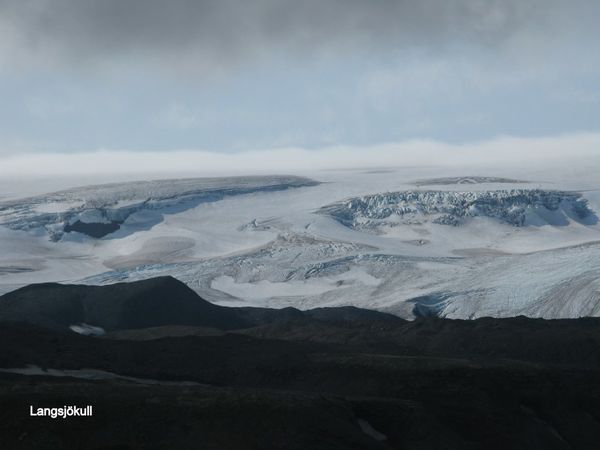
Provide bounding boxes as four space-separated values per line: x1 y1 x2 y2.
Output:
319 189 597 231
2 170 600 321
0 176 318 241
414 176 529 186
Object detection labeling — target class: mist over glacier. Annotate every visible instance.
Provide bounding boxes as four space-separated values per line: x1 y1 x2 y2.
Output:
1 141 600 320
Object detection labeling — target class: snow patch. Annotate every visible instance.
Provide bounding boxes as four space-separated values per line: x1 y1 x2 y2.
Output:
69 323 106 336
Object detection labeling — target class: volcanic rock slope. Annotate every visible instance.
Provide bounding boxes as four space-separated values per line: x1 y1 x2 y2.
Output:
2 278 600 449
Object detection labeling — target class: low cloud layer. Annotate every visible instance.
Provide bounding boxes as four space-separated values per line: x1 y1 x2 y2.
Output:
1 133 598 179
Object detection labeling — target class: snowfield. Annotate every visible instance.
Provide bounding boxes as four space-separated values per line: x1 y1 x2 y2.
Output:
1 161 600 320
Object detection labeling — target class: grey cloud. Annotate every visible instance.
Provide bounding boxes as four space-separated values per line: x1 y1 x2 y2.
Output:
0 0 592 72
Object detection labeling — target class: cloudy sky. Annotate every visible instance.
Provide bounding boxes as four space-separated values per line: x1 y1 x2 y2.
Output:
0 0 599 171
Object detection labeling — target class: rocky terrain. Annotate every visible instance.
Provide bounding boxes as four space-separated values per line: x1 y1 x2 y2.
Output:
1 277 600 449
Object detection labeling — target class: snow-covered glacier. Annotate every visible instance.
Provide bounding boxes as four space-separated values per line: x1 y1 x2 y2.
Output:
414 176 528 186
0 176 318 241
1 166 600 320
319 189 596 230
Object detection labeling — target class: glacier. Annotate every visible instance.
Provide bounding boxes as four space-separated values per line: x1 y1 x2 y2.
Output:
414 176 529 186
1 165 600 320
0 176 318 241
319 189 596 231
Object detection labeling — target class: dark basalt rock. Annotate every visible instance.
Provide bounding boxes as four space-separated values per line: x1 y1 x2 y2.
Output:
2 278 600 449
0 276 401 332
63 220 122 238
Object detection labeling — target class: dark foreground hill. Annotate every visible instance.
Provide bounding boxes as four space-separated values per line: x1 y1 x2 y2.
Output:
1 277 600 449
0 276 400 332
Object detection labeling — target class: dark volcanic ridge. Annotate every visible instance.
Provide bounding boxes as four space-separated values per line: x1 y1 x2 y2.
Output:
3 277 600 449
2 276 600 368
0 276 399 334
